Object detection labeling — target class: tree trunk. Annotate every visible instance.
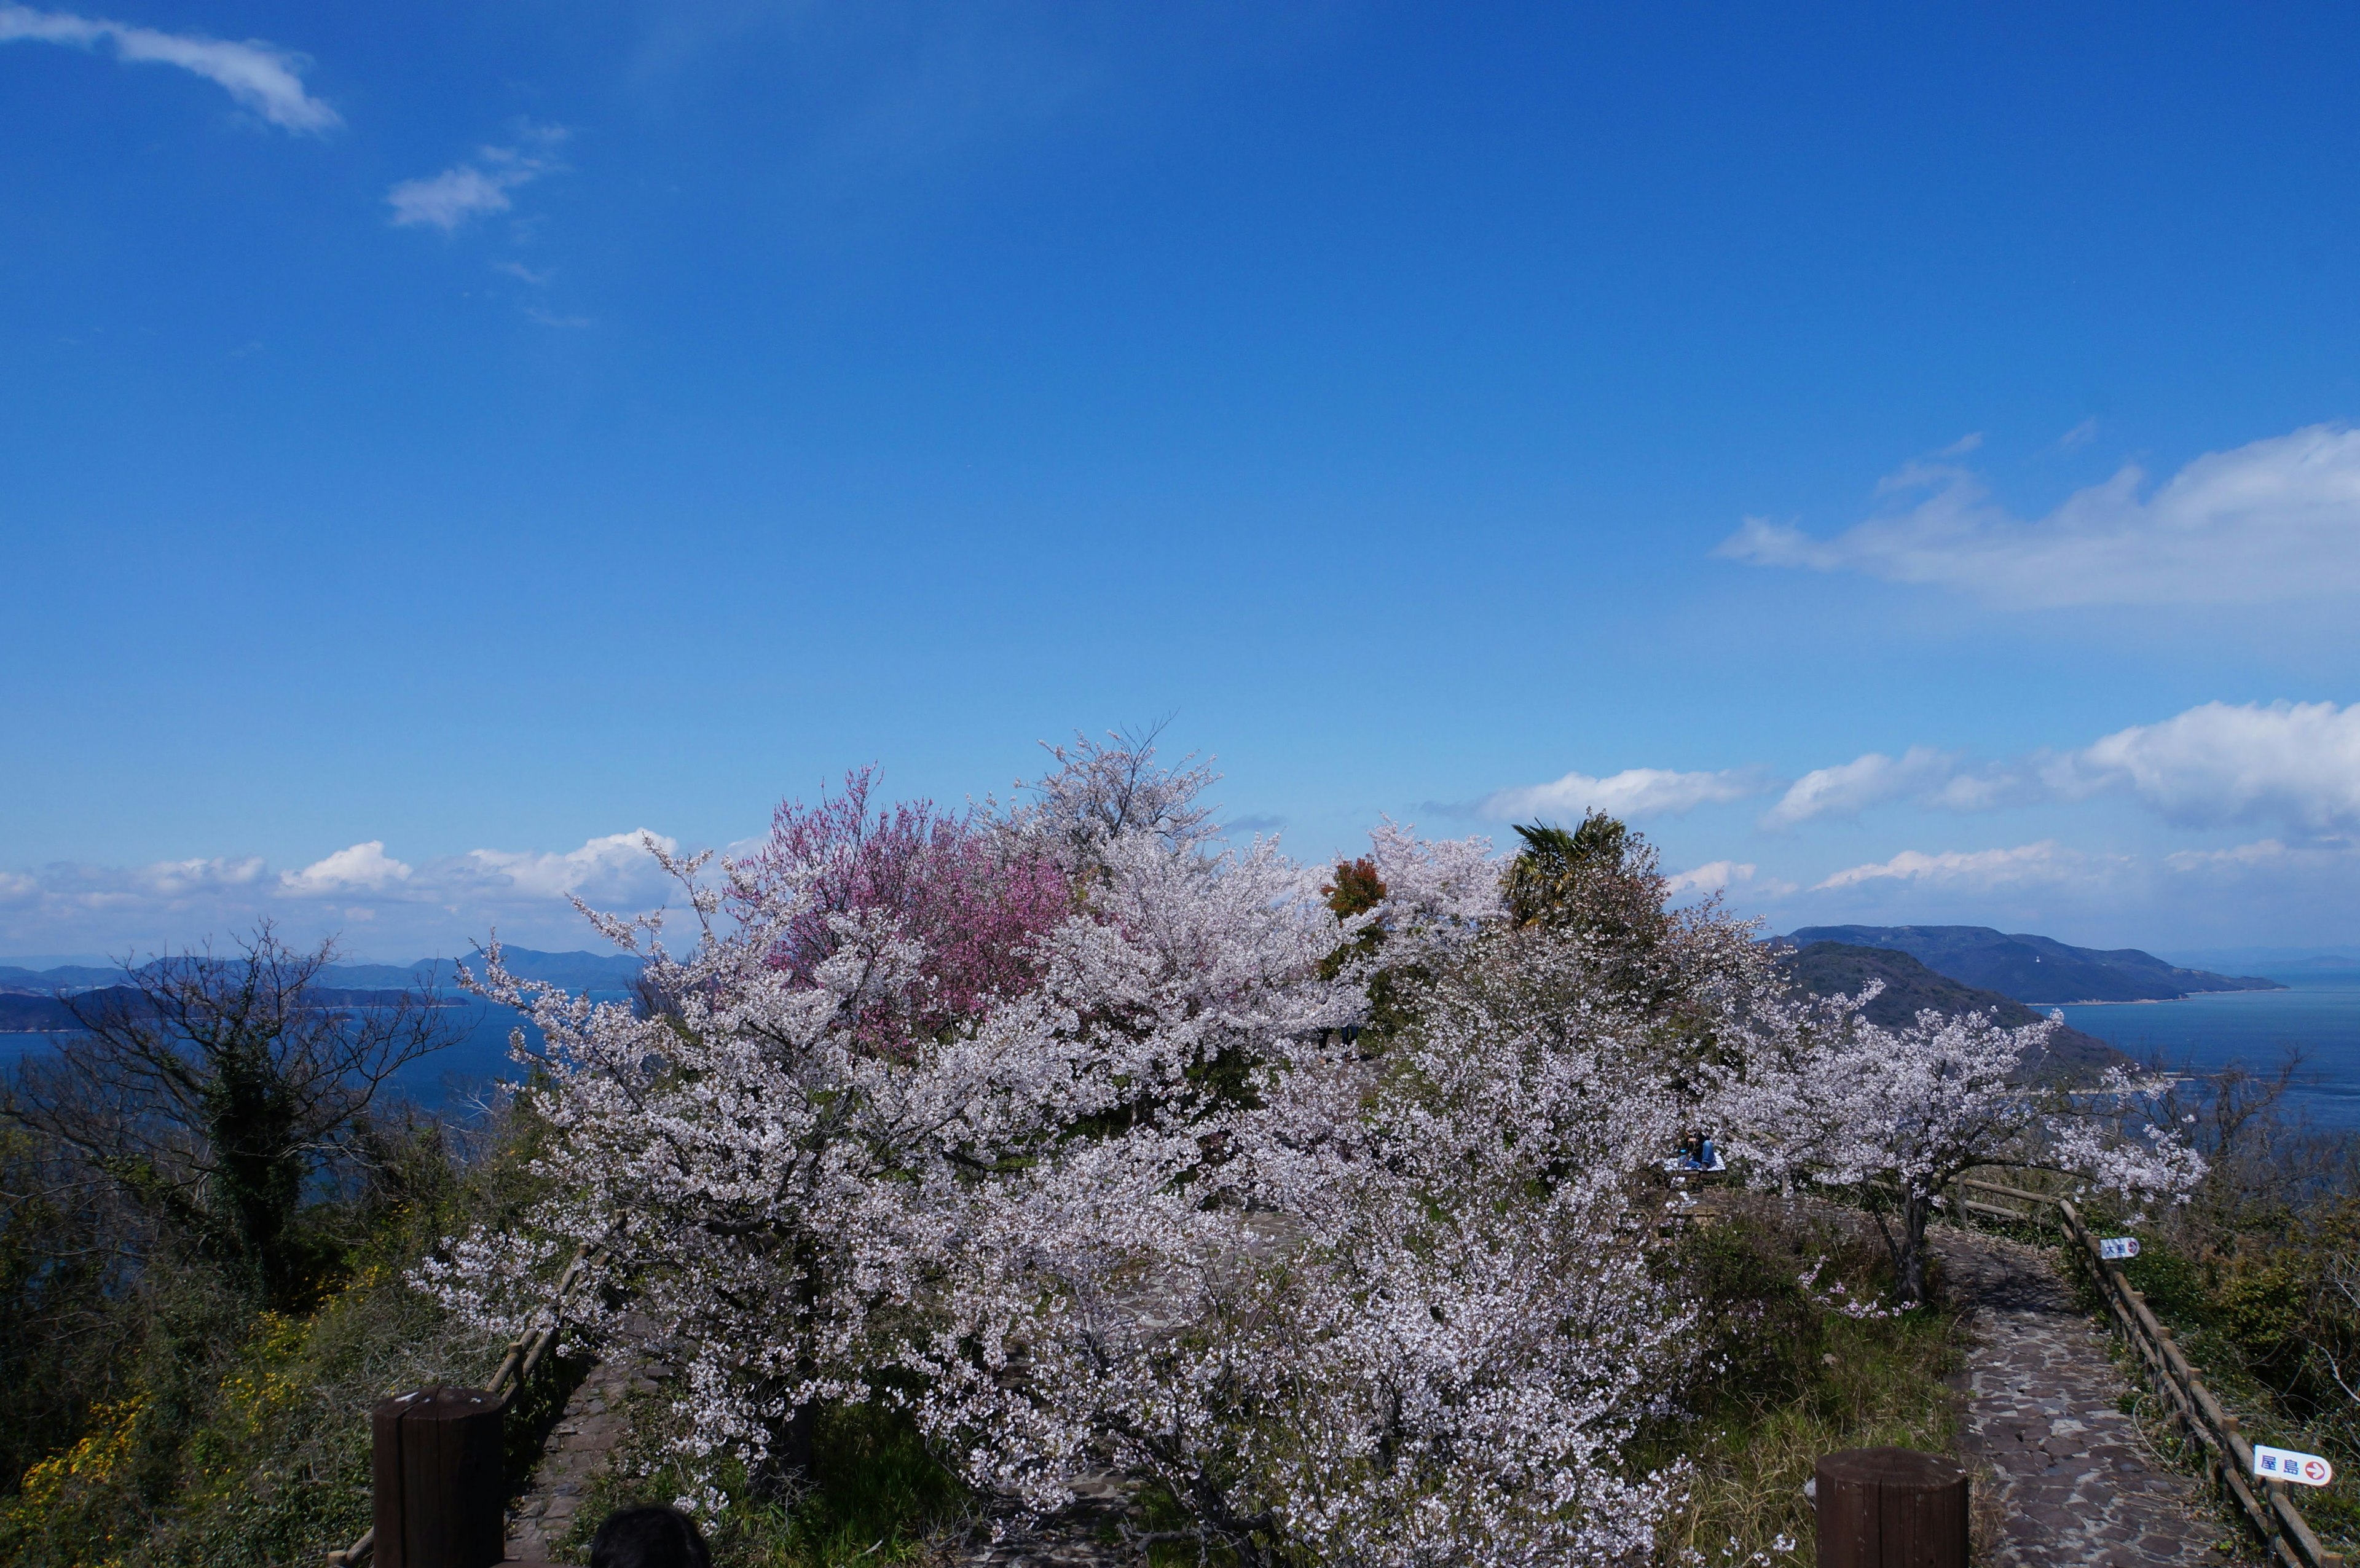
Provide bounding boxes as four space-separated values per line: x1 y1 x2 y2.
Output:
1873 1188 1935 1304
1897 1190 1932 1304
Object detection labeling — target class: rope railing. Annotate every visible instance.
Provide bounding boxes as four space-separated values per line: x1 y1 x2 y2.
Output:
1951 1174 2346 1568
324 1245 603 1568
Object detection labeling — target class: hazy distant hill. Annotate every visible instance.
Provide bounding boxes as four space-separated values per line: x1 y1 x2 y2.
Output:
1785 925 2282 1003
1780 941 2124 1077
0 946 645 1000
0 984 463 1034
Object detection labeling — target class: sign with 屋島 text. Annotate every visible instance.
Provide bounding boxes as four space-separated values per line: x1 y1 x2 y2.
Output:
2253 1446 2334 1487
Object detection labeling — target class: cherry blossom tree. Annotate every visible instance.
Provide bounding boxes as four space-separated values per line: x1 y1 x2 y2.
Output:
1712 987 2206 1303
420 753 1764 1565
417 737 1358 1507
905 839 1705 1568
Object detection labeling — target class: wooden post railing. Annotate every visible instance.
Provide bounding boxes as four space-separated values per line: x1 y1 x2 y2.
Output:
1951 1175 2346 1568
325 1246 602 1568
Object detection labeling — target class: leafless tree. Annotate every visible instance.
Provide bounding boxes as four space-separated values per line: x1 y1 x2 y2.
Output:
2 922 460 1303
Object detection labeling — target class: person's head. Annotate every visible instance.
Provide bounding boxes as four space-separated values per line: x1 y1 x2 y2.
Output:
589 1504 712 1568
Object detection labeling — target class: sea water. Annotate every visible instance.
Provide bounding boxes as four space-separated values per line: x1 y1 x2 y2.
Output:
2055 970 2360 1129
0 994 624 1113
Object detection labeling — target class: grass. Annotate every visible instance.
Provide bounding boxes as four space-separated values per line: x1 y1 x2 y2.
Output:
564 1394 972 1568
2055 1219 2360 1560
1644 1194 1972 1568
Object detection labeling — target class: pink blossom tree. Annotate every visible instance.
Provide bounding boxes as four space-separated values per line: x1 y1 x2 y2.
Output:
733 766 1071 1051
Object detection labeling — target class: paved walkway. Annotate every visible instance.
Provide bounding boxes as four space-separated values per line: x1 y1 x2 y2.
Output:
505 1350 668 1563
1941 1228 2243 1567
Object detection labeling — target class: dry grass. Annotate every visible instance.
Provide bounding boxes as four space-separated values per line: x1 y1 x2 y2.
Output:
1646 1196 1971 1567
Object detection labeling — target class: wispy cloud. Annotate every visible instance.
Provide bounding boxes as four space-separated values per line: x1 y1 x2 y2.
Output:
2053 417 2099 454
493 260 553 286
1762 747 1957 829
0 4 336 131
388 125 568 232
1479 766 1774 823
1718 423 2360 607
2163 836 2359 874
1217 813 1287 839
1814 841 2082 892
1666 860 1756 896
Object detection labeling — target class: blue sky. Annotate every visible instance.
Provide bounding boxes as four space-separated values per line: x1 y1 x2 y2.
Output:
7 1 2360 961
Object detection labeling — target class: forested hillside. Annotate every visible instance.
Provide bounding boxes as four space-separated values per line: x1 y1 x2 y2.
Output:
1779 941 2123 1076
1788 923 2282 1003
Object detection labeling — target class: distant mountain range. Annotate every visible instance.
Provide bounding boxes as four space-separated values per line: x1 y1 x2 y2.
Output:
1779 941 2123 1076
0 946 646 1006
1784 925 2283 1004
0 984 461 1035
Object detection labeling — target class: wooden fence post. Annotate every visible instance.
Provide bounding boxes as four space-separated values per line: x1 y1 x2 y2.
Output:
371 1386 507 1568
1815 1447 1969 1568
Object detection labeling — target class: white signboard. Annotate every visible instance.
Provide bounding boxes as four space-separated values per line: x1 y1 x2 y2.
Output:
2253 1445 2335 1487
2097 1237 2140 1261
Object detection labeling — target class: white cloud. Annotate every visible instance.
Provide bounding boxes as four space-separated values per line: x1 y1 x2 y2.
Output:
2165 836 2360 875
453 831 676 900
388 126 567 232
1764 699 2360 836
1480 766 1772 822
2054 417 2099 454
135 855 267 896
0 4 337 131
2064 700 2360 832
1761 747 1957 828
493 260 552 285
1814 841 2079 892
280 841 413 895
1 829 685 954
1666 860 1755 896
1718 423 2360 607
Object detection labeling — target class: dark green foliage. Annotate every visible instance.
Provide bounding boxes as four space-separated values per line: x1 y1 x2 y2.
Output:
568 1397 970 1568
1504 813 1659 940
0 1127 147 1492
1321 855 1415 1041
1678 1215 1829 1403
0 931 527 1567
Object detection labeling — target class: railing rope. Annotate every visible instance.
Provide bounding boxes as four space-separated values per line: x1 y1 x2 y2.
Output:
1953 1176 2345 1568
325 1245 603 1568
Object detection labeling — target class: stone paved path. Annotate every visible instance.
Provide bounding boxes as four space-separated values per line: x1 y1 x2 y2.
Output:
1941 1227 2243 1567
505 1351 669 1564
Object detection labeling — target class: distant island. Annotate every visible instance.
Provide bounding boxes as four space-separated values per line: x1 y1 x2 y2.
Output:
1779 941 2123 1077
1785 925 2284 1004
